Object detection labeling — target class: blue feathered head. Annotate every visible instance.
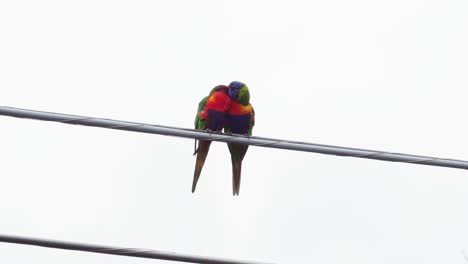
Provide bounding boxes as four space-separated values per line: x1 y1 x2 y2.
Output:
228 81 250 104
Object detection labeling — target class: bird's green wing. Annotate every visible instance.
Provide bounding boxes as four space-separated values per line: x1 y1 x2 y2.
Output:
247 104 255 136
195 96 208 129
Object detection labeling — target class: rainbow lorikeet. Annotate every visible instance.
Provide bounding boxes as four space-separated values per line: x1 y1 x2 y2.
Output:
225 81 255 196
192 85 231 193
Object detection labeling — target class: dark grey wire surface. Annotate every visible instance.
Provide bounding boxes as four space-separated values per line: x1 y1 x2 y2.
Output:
1 106 467 170
0 234 269 264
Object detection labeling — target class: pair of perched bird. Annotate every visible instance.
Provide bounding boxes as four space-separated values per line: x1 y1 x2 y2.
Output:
192 81 255 196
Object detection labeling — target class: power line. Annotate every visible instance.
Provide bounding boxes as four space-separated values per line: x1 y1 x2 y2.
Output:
0 234 269 264
0 106 467 170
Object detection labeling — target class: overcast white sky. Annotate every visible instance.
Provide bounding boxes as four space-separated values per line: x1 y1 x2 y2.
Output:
1 0 468 263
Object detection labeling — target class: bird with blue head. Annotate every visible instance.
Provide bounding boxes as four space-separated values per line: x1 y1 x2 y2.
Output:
225 81 255 195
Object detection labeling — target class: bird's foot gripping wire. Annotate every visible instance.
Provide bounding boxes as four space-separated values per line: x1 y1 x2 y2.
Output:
206 129 223 134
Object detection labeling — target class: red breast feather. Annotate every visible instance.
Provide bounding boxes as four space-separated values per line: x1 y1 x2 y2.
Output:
229 101 253 116
205 91 231 112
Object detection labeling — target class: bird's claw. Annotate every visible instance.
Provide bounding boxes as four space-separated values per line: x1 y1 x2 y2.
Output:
206 129 224 135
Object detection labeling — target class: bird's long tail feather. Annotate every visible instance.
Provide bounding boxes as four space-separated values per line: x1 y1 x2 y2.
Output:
228 143 249 196
192 140 211 193
232 159 242 196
